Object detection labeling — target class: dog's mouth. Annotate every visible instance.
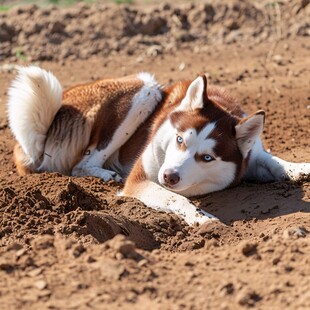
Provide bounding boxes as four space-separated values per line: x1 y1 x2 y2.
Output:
160 180 195 193
159 178 199 194
160 179 182 190
160 181 174 189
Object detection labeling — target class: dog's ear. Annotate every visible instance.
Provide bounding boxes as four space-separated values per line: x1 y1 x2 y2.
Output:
178 74 211 111
235 110 265 157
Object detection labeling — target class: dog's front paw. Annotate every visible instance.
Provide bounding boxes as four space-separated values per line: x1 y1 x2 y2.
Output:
72 167 123 183
185 208 217 226
284 162 310 181
101 170 123 183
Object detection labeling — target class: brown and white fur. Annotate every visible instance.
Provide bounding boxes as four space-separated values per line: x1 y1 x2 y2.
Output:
7 66 310 225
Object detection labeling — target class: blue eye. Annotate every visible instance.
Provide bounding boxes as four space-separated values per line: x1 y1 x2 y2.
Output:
176 136 183 144
203 154 214 162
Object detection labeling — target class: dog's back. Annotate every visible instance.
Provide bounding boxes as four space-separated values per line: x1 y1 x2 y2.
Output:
8 67 162 178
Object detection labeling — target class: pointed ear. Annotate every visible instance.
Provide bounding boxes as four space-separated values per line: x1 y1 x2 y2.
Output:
178 75 209 111
235 110 265 157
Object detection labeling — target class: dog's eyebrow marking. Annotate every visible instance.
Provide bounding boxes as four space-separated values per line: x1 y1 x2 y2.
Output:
199 122 216 140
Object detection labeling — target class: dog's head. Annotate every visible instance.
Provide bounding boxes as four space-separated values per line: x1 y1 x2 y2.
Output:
158 75 265 197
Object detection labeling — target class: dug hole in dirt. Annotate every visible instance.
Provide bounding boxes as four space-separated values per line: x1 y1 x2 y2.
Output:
0 1 310 309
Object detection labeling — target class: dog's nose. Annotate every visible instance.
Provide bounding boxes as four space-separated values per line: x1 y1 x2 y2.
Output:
163 169 180 186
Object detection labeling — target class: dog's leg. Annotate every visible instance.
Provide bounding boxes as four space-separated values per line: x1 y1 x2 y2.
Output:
122 178 216 225
244 138 310 182
72 111 153 182
72 145 124 182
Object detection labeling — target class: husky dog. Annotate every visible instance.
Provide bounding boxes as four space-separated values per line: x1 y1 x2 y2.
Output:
7 67 310 225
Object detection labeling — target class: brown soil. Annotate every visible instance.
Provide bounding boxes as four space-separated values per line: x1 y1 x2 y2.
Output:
0 1 310 309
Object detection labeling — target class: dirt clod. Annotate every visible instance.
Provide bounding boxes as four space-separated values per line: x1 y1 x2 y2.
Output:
237 288 262 307
239 241 258 256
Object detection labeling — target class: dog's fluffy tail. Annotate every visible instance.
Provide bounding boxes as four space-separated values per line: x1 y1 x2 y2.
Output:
7 66 62 164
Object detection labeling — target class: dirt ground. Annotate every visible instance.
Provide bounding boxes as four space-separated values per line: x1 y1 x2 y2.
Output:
0 1 310 309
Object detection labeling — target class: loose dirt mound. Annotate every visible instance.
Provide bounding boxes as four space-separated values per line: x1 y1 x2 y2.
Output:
0 0 309 61
0 1 310 309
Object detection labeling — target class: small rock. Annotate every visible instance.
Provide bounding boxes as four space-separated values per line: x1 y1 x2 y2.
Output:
236 288 261 307
0 63 18 73
34 280 47 290
86 255 97 263
137 259 148 267
297 23 310 37
146 45 163 57
31 235 54 250
96 258 126 280
273 54 286 66
239 241 258 257
0 263 14 273
15 248 26 258
136 55 144 63
272 257 280 265
225 20 240 31
220 282 235 295
38 289 51 297
179 62 186 71
72 244 86 258
283 226 308 239
109 234 137 259
28 268 43 277
48 21 65 33
115 252 124 260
